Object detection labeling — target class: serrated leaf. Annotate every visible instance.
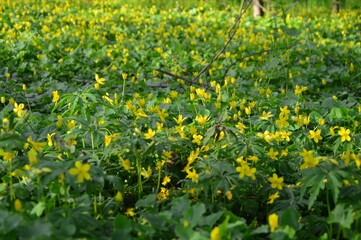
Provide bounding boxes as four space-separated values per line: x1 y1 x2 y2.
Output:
183 203 206 228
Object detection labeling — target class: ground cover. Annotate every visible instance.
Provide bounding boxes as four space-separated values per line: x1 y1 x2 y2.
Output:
0 0 361 239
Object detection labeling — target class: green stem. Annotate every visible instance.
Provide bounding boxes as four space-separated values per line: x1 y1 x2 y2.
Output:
156 165 161 194
135 150 143 199
326 188 333 239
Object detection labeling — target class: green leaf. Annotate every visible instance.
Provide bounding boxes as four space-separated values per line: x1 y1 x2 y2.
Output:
114 214 132 232
299 168 326 209
199 211 223 227
175 225 208 240
279 207 300 230
327 204 354 229
30 202 46 217
135 194 157 208
183 203 206 228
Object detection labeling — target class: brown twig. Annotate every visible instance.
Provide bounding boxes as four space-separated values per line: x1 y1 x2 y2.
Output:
221 40 300 81
191 0 253 83
156 0 253 88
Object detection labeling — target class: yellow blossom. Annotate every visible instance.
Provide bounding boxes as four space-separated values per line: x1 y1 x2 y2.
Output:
13 102 25 117
308 129 322 143
269 173 284 190
173 114 186 125
338 127 351 142
267 148 279 160
162 176 171 186
210 226 221 240
144 128 156 139
115 192 123 202
195 115 210 125
27 148 39 166
14 199 22 212
259 111 273 120
141 166 152 179
192 134 203 145
94 74 105 89
186 168 199 183
52 90 60 103
268 213 279 233
267 192 280 204
69 161 91 183
119 156 133 171
125 208 136 217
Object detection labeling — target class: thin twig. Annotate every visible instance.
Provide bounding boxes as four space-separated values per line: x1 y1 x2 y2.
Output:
191 0 253 83
221 40 300 81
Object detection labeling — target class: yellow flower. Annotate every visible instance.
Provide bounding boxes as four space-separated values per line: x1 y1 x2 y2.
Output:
115 191 123 202
125 208 136 217
269 173 284 190
195 115 210 125
52 90 60 103
267 192 280 204
94 74 105 89
14 199 22 212
341 149 351 165
119 156 133 171
226 190 233 200
268 213 279 233
13 102 25 117
245 106 251 115
267 148 279 160
210 226 221 240
186 168 199 183
144 128 156 139
338 127 351 142
259 111 273 121
173 114 186 125
47 133 56 147
141 166 152 179
27 148 39 166
308 129 322 143
162 176 171 186
69 161 91 183
192 134 203 145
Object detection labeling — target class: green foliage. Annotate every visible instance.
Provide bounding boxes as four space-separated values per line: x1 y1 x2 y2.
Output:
0 0 361 239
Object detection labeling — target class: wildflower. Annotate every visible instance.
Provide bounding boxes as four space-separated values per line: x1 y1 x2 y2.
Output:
162 176 171 186
210 226 221 240
186 168 199 183
338 127 351 142
52 90 60 103
157 108 169 122
318 118 326 126
245 106 251 115
195 115 210 125
300 149 319 169
308 129 322 143
27 148 39 166
47 133 56 147
259 111 273 120
280 149 288 157
192 134 203 145
275 116 289 129
141 166 152 179
125 208 136 217
14 199 22 212
279 106 290 118
294 85 307 95
267 148 279 160
269 173 284 190
257 130 273 143
13 102 25 117
144 128 156 139
341 149 351 165
119 156 133 171
94 74 105 89
173 114 186 125
115 192 123 202
236 163 256 180
247 155 259 162
236 121 247 134
267 192 280 204
226 190 233 200
268 213 279 233
69 161 91 183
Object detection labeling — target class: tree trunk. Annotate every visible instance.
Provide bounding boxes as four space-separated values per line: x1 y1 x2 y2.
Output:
253 0 264 18
333 0 340 13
